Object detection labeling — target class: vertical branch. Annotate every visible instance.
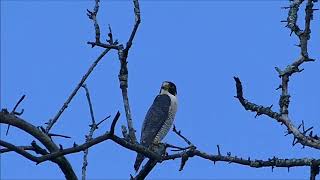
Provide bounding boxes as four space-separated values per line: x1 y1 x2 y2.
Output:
87 0 101 43
278 0 316 118
310 163 319 180
117 0 141 144
125 0 141 52
118 48 137 143
81 84 96 180
80 84 109 180
82 84 96 125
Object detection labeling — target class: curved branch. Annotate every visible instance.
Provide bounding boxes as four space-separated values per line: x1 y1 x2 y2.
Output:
0 110 77 180
234 77 320 150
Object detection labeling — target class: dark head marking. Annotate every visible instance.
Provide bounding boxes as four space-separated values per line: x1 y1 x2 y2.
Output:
161 81 177 96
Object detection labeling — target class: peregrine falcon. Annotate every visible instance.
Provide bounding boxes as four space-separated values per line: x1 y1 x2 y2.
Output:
134 81 178 172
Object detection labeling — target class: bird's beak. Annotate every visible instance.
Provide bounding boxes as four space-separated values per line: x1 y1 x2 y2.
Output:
162 84 169 91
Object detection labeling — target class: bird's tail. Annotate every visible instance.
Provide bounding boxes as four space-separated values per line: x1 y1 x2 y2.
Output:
134 153 145 172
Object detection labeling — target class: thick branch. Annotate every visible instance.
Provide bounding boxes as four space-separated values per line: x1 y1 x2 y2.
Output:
131 159 157 180
0 140 39 162
1 145 34 153
0 110 77 180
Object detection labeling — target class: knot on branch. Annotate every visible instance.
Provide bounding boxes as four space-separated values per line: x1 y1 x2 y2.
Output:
118 74 128 89
275 66 303 77
279 94 290 114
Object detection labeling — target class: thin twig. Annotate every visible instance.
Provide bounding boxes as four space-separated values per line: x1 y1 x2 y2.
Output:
6 94 26 135
172 125 193 146
48 133 71 139
82 84 96 124
45 48 111 133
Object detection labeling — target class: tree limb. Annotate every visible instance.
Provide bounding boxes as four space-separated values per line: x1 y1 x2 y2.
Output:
45 48 111 133
0 110 77 180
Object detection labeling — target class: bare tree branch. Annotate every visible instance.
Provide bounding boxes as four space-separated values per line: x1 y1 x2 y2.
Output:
81 84 100 180
234 77 320 149
0 146 34 153
164 148 320 169
116 0 141 144
131 159 157 180
0 110 77 180
45 48 111 133
2 0 319 179
173 125 194 146
310 162 320 180
6 94 25 135
125 0 141 52
0 140 39 161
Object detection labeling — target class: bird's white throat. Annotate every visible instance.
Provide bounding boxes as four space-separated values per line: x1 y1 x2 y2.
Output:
160 89 178 107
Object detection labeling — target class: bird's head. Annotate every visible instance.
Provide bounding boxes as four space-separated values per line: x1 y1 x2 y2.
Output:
160 81 177 96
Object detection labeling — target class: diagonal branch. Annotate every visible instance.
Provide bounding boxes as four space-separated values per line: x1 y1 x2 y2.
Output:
125 0 141 53
6 94 26 135
45 48 111 133
131 159 157 180
0 140 39 162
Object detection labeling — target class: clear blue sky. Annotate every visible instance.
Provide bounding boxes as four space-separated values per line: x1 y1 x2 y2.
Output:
1 0 319 179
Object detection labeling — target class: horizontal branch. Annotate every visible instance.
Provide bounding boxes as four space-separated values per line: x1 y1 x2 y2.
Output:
164 148 320 169
1 145 34 153
2 108 319 178
0 140 39 162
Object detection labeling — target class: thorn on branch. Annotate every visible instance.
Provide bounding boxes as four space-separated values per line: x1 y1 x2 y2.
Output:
48 133 71 139
276 85 282 90
217 145 221 156
59 144 64 151
86 9 94 19
284 130 292 136
107 24 114 44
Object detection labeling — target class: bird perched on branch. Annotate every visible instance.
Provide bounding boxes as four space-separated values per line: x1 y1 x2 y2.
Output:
134 81 178 172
